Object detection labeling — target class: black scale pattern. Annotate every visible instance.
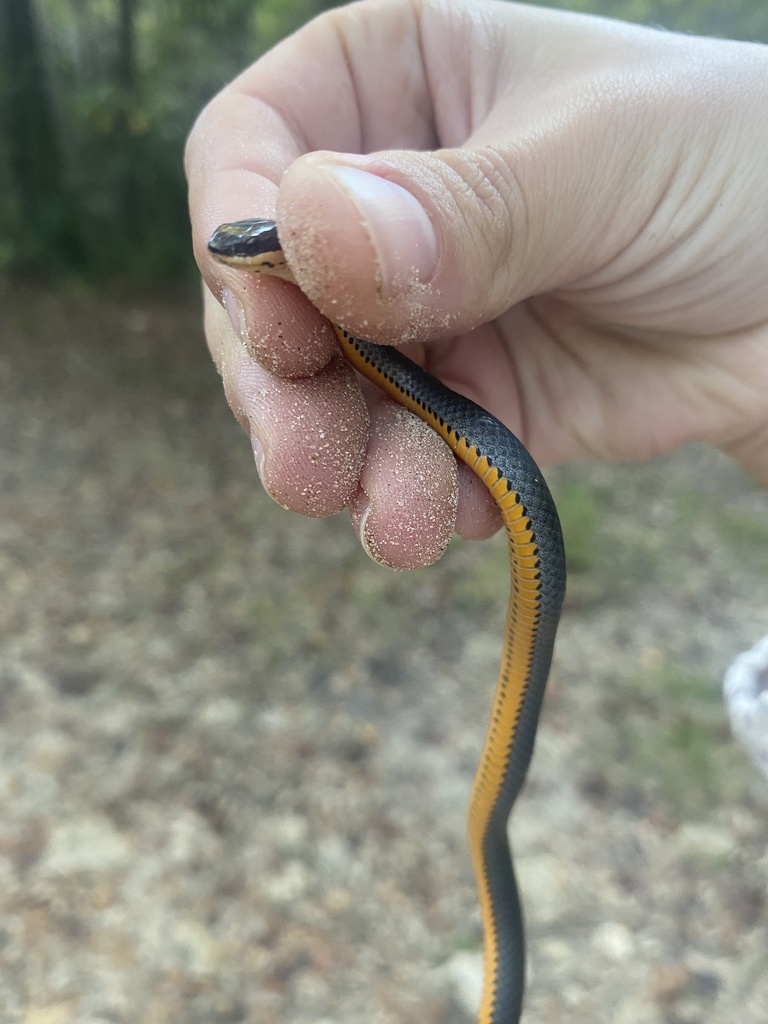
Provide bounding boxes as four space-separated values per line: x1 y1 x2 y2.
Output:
208 217 566 1024
348 335 566 1024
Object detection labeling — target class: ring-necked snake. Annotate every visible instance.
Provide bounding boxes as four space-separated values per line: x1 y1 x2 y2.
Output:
208 217 566 1024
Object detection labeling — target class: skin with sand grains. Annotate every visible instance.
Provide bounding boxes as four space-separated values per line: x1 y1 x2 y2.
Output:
188 0 768 573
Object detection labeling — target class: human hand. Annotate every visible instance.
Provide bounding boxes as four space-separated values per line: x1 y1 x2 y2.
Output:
187 0 768 569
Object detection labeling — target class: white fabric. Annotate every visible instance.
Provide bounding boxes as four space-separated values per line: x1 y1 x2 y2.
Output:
724 634 768 781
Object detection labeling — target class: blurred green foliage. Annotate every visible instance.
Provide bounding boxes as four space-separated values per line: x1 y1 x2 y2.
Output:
0 0 342 284
0 0 766 286
601 660 746 819
538 0 768 38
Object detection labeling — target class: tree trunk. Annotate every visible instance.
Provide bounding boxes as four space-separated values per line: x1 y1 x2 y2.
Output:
114 0 142 245
0 0 72 266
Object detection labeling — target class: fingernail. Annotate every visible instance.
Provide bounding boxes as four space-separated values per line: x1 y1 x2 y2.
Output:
250 430 265 480
352 491 380 564
325 165 437 296
353 498 399 570
223 288 249 344
356 501 377 562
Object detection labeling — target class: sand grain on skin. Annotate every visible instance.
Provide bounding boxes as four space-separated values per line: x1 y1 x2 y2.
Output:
280 201 461 348
235 275 338 377
353 403 459 570
260 356 369 518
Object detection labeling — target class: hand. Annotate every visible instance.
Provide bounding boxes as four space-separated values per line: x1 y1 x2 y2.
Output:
186 0 768 569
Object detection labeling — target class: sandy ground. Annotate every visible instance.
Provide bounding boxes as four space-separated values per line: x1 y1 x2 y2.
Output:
1 282 767 1024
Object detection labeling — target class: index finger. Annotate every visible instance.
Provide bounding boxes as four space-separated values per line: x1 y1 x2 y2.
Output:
184 0 470 562
186 0 432 298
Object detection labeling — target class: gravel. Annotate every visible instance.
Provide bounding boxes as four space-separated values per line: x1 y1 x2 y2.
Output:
1 283 766 1024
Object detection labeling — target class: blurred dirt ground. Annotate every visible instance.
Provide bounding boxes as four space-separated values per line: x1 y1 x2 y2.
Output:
1 282 767 1024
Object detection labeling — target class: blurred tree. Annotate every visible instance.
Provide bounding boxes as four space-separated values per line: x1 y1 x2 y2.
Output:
0 0 764 286
114 0 141 245
532 0 768 39
0 0 85 273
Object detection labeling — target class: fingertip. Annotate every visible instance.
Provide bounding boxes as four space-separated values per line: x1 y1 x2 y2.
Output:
224 345 369 518
277 156 379 323
265 357 370 517
226 277 339 378
349 402 458 570
300 159 437 292
276 145 528 347
277 154 443 344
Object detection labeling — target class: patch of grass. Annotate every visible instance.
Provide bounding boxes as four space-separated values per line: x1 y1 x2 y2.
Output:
555 479 601 575
667 484 768 568
552 476 668 599
600 662 746 819
450 535 509 613
719 505 768 566
639 663 724 706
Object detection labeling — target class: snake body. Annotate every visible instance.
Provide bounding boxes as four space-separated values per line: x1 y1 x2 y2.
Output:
208 217 566 1024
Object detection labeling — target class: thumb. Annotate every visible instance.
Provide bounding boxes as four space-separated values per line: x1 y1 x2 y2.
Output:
274 142 619 345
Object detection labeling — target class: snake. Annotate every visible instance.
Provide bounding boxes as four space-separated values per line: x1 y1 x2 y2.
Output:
208 217 566 1024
